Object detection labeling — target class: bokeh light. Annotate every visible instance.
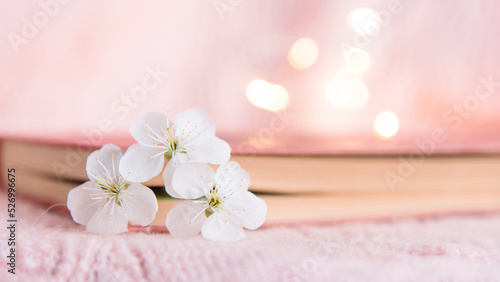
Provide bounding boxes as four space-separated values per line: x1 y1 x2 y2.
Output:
288 37 319 70
267 84 289 111
246 79 289 111
344 47 371 74
349 8 380 35
374 112 400 139
325 77 369 109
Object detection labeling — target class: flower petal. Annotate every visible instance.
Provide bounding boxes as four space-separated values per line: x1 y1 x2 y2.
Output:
163 153 188 198
86 144 123 183
214 161 250 195
225 191 267 230
201 212 245 242
119 144 165 183
130 112 171 146
121 183 158 226
173 108 216 144
86 199 129 234
67 181 107 225
184 135 231 165
166 201 206 238
171 162 214 199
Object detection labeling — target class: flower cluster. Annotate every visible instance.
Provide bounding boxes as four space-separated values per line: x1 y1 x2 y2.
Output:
67 108 267 241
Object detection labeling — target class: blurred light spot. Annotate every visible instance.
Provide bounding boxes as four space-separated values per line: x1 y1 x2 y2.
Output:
247 79 273 109
350 8 380 35
344 47 371 74
288 37 319 70
374 112 399 139
325 77 369 109
246 79 289 111
267 84 289 111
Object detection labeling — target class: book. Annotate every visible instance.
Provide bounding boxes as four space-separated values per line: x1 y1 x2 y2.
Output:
2 137 500 228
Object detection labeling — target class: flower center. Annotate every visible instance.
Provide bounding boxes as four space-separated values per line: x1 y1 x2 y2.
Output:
209 197 221 208
164 138 185 160
95 180 130 205
205 187 224 217
163 127 186 160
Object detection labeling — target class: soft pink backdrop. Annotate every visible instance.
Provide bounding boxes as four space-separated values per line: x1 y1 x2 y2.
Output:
1 0 500 152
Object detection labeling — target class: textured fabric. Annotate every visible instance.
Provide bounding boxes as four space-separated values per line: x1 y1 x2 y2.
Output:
1 192 500 281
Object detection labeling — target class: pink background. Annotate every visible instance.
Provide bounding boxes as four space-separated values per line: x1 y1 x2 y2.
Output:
1 0 500 153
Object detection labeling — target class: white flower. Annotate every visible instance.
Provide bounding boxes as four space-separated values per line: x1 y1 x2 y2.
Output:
119 108 231 198
67 144 158 234
166 161 267 242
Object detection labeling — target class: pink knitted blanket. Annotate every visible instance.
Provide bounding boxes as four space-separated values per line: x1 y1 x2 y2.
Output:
1 192 500 281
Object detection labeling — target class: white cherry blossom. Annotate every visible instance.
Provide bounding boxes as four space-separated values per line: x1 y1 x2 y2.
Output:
67 144 158 234
166 161 267 242
119 108 231 197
